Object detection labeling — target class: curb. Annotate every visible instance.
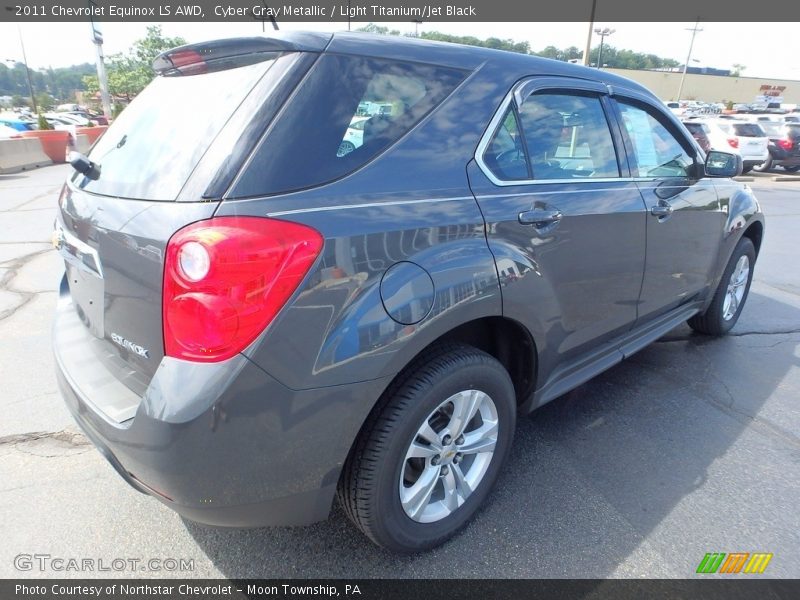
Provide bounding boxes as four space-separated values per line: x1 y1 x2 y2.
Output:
734 177 754 182
771 176 800 182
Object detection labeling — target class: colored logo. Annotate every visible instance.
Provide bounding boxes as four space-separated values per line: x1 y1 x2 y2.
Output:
696 552 773 574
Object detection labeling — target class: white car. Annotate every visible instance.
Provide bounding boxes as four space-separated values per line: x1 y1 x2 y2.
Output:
699 119 770 173
337 116 371 157
44 112 90 126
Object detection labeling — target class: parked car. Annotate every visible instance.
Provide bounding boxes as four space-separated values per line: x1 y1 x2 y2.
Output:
681 119 711 153
45 112 90 126
752 121 800 172
0 116 34 131
337 116 370 156
53 32 764 553
0 124 22 138
699 119 770 172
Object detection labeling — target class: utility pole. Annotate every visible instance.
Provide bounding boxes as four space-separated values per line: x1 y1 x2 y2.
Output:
87 1 112 122
677 20 703 102
16 26 37 114
583 0 598 66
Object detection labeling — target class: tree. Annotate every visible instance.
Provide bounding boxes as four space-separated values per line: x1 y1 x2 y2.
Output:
83 26 187 102
35 92 54 111
731 64 746 77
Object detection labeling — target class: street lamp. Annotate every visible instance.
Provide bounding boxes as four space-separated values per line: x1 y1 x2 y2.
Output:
8 27 37 113
593 27 615 69
412 19 423 37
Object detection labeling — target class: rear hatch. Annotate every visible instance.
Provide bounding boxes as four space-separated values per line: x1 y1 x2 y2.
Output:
732 122 768 159
54 36 325 420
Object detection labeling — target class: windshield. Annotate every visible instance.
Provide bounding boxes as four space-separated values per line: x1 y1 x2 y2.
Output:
73 56 279 201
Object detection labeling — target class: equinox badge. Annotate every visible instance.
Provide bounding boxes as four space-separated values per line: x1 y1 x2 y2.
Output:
111 333 150 359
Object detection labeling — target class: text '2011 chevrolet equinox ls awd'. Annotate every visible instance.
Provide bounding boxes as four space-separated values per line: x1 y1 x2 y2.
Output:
54 32 764 553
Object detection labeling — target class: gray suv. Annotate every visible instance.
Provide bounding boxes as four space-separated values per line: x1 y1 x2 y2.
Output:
53 32 764 553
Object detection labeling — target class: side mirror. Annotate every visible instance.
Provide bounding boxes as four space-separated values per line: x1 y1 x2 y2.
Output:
705 150 742 178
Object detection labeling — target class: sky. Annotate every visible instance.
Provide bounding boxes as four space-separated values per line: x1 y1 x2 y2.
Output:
1 21 799 82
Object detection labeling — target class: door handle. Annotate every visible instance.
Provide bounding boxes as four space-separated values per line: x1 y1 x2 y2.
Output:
650 201 673 217
518 208 562 227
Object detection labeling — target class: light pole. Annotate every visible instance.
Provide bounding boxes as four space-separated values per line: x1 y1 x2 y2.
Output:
583 0 598 66
12 26 37 113
593 27 615 69
412 19 423 37
677 20 703 102
87 1 112 122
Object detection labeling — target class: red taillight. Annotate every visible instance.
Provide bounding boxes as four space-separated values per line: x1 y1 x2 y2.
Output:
727 137 739 149
163 217 323 362
777 138 793 151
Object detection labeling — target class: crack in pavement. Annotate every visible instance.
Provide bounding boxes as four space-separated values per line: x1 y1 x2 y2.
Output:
0 247 53 322
657 328 800 343
0 429 88 447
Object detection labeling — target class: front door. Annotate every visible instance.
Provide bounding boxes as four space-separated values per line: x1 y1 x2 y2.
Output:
612 96 725 323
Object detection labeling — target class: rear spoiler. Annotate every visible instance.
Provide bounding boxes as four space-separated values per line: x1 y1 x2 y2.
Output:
153 32 331 76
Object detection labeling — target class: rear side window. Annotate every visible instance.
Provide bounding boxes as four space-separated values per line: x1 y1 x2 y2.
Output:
231 55 465 197
482 91 620 182
733 123 765 137
518 93 619 180
483 109 529 181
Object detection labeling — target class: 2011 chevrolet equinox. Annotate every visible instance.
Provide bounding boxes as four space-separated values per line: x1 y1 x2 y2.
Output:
53 32 764 552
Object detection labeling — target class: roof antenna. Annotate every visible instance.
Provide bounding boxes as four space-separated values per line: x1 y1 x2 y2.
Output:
258 2 279 31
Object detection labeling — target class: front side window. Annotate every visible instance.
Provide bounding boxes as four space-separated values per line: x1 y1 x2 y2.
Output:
517 92 620 180
232 55 465 197
618 101 694 178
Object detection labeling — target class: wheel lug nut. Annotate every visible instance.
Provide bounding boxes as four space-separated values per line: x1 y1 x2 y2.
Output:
456 435 464 445
431 455 440 466
440 466 449 476
453 454 461 464
442 435 452 445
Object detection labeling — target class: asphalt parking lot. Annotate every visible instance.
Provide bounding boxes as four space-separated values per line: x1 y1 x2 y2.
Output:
0 165 798 579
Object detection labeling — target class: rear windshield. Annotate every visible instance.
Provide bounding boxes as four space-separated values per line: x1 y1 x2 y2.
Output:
73 56 279 200
733 123 765 137
230 54 465 198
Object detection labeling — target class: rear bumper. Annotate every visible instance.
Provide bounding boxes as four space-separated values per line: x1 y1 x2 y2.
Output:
54 285 390 528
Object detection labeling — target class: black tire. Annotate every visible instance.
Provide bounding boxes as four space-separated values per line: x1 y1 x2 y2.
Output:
741 165 752 174
688 237 755 336
338 343 516 553
783 165 800 173
752 155 772 172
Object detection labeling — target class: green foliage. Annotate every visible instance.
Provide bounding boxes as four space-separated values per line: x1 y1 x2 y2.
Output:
100 26 187 101
1 26 185 104
355 24 680 68
420 32 531 54
726 100 735 110
112 103 125 119
357 24 402 36
0 61 95 102
35 92 54 111
37 113 52 130
11 94 28 108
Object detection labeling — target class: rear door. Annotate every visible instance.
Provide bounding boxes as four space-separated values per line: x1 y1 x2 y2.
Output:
468 77 647 381
610 94 724 322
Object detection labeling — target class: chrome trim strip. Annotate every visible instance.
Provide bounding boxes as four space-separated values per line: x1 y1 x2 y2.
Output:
54 225 104 279
266 195 474 217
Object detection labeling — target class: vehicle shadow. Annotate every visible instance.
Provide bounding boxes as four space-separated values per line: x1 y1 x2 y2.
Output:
184 291 799 578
